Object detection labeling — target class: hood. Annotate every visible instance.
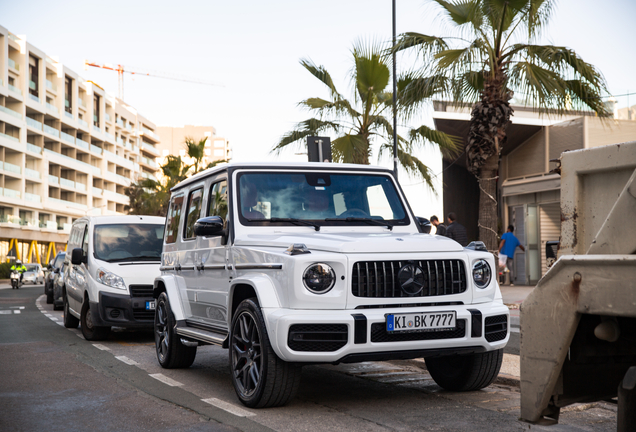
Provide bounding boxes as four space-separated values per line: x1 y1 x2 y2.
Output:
234 231 464 254
96 260 161 286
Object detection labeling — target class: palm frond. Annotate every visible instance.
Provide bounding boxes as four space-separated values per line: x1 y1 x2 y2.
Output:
332 134 370 164
432 0 483 29
379 143 436 191
272 119 340 154
300 58 341 98
392 32 449 59
409 125 462 158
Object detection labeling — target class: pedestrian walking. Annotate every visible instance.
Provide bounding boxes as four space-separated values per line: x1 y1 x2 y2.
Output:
498 225 525 286
445 212 468 246
429 215 446 236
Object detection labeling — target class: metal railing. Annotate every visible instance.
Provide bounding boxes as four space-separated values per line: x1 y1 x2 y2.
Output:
61 131 75 144
8 84 22 95
3 161 21 175
25 168 40 179
28 94 40 104
8 58 19 70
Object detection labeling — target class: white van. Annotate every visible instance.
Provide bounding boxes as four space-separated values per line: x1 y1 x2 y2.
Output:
63 215 166 340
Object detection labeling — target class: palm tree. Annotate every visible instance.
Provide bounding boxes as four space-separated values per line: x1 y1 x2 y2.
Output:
125 155 191 216
184 136 207 174
395 0 609 250
272 40 459 189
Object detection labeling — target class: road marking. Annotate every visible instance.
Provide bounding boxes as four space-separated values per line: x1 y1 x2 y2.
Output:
201 398 255 417
10 306 25 309
14 310 21 314
92 344 110 351
56 321 64 326
0 310 12 315
149 373 183 387
115 356 138 365
510 327 520 334
44 313 53 317
49 317 58 321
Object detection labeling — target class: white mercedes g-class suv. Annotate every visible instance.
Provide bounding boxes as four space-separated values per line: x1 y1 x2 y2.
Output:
153 162 509 408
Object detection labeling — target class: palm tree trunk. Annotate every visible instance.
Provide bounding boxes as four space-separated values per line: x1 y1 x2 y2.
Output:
477 152 499 250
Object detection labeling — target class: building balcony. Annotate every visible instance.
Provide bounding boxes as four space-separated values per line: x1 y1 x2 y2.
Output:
61 131 75 144
140 128 160 143
77 118 89 130
0 131 20 143
46 102 59 115
139 156 158 169
76 138 90 151
1 160 22 175
90 144 103 156
43 124 60 138
25 167 41 180
2 187 21 200
8 84 22 96
27 143 42 155
47 196 87 211
116 118 124 128
28 93 40 104
0 105 23 120
46 79 58 94
25 192 41 203
141 141 160 155
26 116 42 131
8 58 19 72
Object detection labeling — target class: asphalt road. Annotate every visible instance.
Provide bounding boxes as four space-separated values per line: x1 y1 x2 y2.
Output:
0 284 617 432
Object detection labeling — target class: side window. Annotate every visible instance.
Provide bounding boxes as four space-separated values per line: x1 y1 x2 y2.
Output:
184 188 203 240
165 194 184 244
208 180 228 222
82 226 89 255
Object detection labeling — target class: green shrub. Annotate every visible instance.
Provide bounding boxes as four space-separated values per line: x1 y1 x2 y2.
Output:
0 262 12 279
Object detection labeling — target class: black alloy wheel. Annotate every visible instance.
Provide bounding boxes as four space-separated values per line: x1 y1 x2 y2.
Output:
229 298 301 408
154 292 196 368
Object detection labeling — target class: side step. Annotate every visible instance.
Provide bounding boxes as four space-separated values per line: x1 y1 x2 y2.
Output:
175 321 228 346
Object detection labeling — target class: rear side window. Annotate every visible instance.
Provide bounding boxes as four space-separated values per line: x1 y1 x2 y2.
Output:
184 188 203 240
165 194 184 244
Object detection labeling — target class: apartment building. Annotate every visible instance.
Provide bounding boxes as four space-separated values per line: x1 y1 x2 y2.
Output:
0 25 161 264
156 125 231 168
433 101 636 285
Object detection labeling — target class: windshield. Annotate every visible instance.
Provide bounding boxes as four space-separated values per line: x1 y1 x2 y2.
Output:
93 224 164 262
238 171 409 227
25 265 38 272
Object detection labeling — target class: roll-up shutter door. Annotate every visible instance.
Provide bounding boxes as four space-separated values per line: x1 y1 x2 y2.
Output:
539 203 561 276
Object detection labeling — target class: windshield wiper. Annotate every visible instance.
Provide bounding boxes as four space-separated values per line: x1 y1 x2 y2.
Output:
104 255 161 263
258 217 321 231
325 217 395 231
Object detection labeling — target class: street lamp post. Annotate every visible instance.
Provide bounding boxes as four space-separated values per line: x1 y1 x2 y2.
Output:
392 0 398 179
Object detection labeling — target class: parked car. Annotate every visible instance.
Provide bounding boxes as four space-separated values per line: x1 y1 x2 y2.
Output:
153 162 510 408
52 262 66 311
63 215 166 341
23 263 44 285
45 252 66 304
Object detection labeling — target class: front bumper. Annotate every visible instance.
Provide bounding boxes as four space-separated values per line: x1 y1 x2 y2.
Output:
264 300 509 363
88 291 155 328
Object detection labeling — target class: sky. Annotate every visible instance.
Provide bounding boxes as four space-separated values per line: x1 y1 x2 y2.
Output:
2 0 635 218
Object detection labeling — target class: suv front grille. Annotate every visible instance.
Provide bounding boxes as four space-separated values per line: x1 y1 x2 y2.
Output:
371 319 466 343
132 310 155 321
352 260 467 298
485 315 508 342
129 284 154 298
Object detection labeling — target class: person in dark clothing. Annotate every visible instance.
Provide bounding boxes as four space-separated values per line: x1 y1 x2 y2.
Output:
430 215 447 236
445 212 468 246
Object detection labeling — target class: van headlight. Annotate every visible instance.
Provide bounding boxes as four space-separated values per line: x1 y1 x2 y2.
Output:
472 260 491 288
303 263 336 294
96 268 126 290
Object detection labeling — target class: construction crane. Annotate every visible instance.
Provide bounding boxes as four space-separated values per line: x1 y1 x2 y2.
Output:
84 60 222 100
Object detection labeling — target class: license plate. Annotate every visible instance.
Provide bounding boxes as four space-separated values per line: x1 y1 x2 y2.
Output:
146 301 156 311
386 311 456 332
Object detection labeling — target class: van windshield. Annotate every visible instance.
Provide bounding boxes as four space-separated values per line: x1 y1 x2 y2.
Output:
93 224 164 262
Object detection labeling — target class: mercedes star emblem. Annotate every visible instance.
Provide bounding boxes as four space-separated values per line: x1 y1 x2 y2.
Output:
398 263 425 296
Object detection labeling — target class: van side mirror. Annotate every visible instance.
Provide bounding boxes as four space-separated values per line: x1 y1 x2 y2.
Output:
71 248 86 265
416 217 432 234
194 216 225 237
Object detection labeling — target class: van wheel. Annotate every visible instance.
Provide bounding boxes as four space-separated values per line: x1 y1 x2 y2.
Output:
46 290 54 304
63 294 80 328
155 292 196 368
80 299 110 341
230 298 301 408
425 348 503 391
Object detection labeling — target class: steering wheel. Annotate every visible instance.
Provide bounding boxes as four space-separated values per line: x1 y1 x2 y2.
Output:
340 208 369 218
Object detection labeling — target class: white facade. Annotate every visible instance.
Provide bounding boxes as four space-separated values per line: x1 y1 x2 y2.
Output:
0 25 160 263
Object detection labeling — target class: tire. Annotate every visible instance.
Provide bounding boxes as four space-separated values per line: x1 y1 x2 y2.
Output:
155 292 196 368
80 298 110 341
63 294 80 329
46 289 54 304
425 348 504 392
230 298 301 408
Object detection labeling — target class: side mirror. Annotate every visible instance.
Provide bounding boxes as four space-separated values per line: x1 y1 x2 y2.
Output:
416 217 432 234
194 216 225 237
53 268 60 274
71 247 86 265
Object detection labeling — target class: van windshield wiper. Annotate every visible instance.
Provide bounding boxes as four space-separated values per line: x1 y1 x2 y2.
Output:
257 217 321 231
103 255 161 263
325 217 395 231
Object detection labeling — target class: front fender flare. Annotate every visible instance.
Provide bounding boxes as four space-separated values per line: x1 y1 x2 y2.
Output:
230 275 282 310
153 275 189 322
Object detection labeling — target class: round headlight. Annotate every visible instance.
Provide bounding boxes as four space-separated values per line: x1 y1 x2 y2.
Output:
472 259 491 288
303 263 336 294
